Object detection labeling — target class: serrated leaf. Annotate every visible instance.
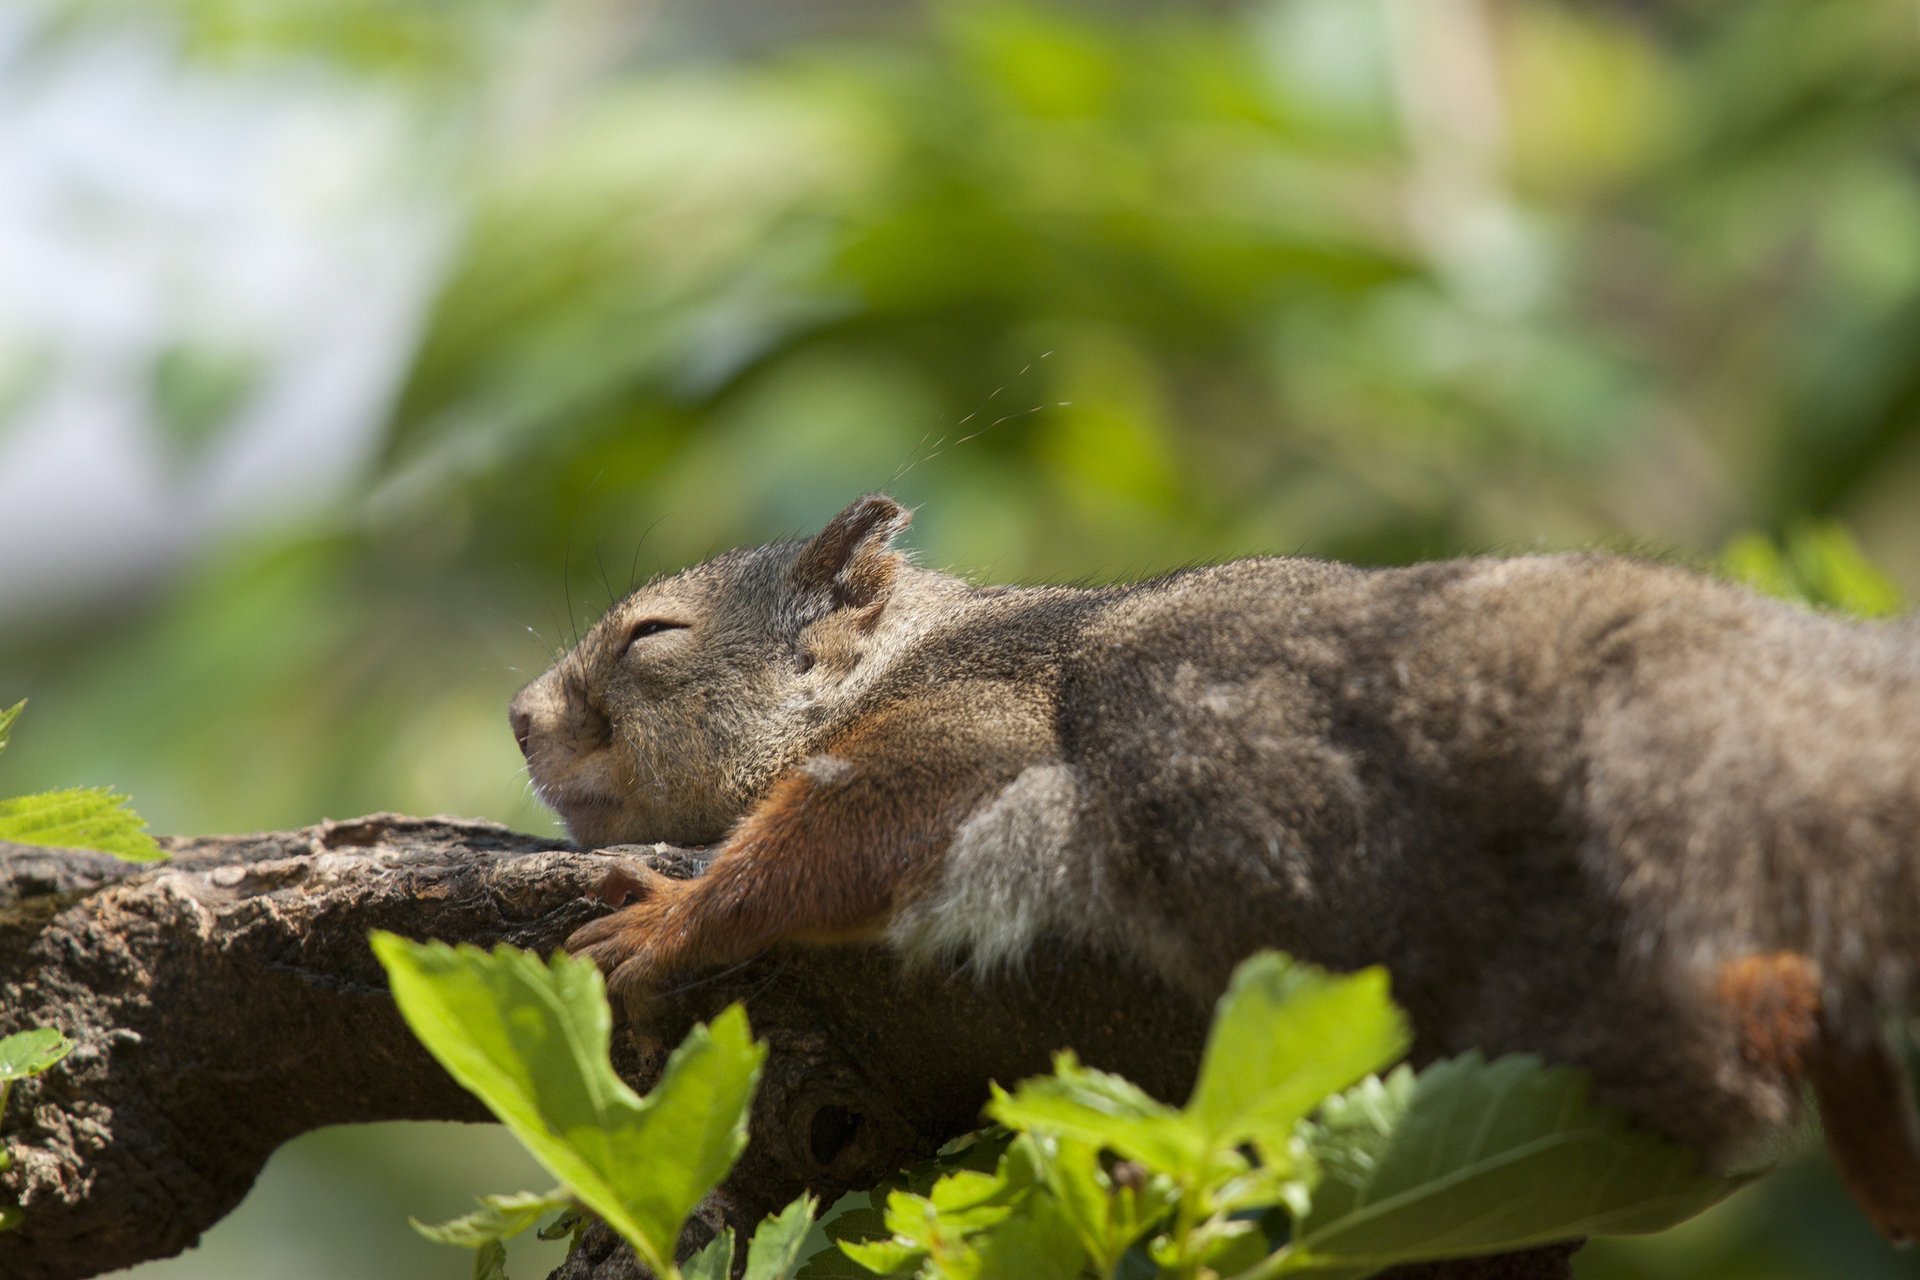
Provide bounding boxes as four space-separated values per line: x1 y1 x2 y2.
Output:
1188 956 1408 1149
0 788 166 861
0 701 21 756
371 934 766 1277
0 1028 72 1082
1265 1055 1743 1278
412 1187 572 1248
743 1194 819 1280
987 1054 1204 1174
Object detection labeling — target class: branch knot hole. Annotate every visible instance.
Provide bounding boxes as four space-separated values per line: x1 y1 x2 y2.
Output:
804 1100 868 1175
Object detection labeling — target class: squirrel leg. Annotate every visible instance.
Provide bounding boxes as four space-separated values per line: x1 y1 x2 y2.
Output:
565 752 970 1009
1716 952 1920 1243
1807 1024 1920 1243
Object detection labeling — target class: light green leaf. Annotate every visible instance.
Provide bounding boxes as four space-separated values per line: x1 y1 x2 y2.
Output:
1262 1054 1743 1279
743 1194 819 1280
1027 1135 1113 1267
836 1235 924 1275
473 1239 509 1280
0 788 166 861
371 934 766 1277
0 701 21 756
683 1229 736 1280
944 1185 1088 1280
987 1054 1204 1174
411 1187 572 1248
844 1134 1048 1277
0 1028 72 1082
1188 955 1408 1149
1026 1134 1170 1274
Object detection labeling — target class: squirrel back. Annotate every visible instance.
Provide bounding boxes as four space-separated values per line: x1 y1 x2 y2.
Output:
511 495 1920 1239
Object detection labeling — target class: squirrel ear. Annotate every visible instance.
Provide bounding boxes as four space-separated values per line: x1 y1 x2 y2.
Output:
791 494 912 609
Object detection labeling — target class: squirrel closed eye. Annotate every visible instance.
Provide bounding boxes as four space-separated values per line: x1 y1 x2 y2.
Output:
622 618 687 653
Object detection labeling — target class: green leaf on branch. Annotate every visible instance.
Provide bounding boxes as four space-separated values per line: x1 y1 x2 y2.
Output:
684 1230 735 1280
841 1138 1087 1280
1265 1054 1743 1278
1027 1134 1171 1275
1188 955 1408 1149
371 934 766 1278
411 1187 573 1248
744 1194 819 1280
0 787 166 861
0 702 165 861
953 1184 1087 1280
0 1028 72 1082
987 1055 1203 1174
691 1194 819 1280
473 1239 509 1280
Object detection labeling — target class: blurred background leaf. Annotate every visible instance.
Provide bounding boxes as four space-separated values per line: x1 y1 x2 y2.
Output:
2 0 1918 1276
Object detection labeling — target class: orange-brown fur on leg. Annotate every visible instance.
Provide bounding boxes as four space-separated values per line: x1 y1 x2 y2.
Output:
1808 1027 1920 1244
1716 952 1920 1244
1716 952 1822 1076
566 695 1046 1008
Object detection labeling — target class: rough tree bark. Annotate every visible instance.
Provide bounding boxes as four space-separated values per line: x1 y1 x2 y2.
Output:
0 815 1577 1280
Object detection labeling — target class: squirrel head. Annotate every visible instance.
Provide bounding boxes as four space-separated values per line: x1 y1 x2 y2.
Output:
509 494 920 847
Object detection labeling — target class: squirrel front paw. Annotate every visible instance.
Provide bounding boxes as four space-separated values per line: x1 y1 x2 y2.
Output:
566 865 694 1013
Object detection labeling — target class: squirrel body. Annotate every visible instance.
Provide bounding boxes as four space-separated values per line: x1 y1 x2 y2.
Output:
510 496 1920 1238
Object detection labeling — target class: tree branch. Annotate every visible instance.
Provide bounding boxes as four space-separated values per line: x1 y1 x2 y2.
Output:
0 816 1574 1280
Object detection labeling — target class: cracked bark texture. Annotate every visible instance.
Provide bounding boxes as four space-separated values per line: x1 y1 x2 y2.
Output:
0 816 1576 1280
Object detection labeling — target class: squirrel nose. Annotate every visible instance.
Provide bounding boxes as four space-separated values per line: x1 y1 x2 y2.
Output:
509 706 533 758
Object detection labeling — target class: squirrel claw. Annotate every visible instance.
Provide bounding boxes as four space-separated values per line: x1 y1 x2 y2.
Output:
590 862 655 908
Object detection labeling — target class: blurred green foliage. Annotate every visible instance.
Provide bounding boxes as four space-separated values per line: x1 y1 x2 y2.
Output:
9 1 1920 1278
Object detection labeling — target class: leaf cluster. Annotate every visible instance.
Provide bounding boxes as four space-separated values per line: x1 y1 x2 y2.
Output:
375 941 1743 1280
821 956 1737 1280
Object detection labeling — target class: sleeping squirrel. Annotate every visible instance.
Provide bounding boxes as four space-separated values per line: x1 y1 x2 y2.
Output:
509 494 1920 1242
